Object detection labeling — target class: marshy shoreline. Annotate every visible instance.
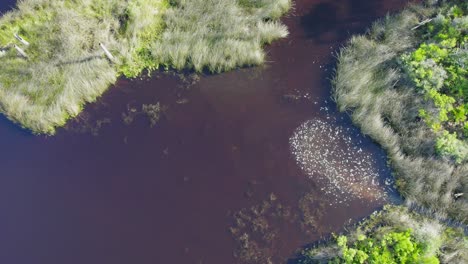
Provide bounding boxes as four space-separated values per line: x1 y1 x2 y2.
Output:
296 1 468 263
0 0 291 134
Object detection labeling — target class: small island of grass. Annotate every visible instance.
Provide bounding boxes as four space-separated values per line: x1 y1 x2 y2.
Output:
0 0 291 134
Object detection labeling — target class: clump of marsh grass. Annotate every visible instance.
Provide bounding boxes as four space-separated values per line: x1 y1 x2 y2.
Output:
332 2 468 224
152 0 291 72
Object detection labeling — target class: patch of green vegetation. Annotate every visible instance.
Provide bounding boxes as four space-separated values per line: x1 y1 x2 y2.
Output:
152 0 290 72
333 230 439 264
0 0 291 134
296 206 468 264
229 182 329 264
117 0 170 77
400 4 468 162
435 131 468 163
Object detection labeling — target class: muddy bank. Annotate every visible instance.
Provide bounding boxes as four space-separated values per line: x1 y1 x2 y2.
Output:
0 0 414 263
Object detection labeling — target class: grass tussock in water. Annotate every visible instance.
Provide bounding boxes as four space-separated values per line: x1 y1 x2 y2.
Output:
0 0 291 134
332 1 468 224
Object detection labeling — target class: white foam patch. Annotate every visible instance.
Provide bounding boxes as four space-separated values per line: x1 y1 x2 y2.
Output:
290 118 391 205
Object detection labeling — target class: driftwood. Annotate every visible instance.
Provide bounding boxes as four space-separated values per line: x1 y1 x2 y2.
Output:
99 43 115 62
14 34 30 46
14 45 28 59
0 44 12 57
411 18 433 30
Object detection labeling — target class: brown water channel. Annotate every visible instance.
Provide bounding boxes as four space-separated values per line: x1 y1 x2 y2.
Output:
0 1 415 263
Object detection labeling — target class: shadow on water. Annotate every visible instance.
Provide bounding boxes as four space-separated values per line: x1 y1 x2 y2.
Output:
0 0 415 264
301 2 339 40
0 0 15 14
301 0 416 43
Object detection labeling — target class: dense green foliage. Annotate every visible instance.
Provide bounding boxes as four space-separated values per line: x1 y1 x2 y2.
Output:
296 206 467 264
332 230 439 264
0 0 290 134
400 4 468 162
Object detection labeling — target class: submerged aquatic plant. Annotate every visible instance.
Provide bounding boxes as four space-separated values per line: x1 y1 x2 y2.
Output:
142 102 163 127
122 102 165 127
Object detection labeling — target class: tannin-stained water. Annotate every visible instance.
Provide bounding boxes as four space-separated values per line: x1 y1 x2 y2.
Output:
0 1 417 263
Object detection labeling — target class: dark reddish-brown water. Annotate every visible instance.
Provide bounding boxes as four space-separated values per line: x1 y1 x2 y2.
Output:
0 1 415 263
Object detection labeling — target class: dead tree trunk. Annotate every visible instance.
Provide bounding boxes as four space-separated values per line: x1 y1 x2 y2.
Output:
14 34 30 46
14 45 28 59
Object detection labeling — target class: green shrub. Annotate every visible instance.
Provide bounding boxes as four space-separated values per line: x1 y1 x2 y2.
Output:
400 4 468 161
296 206 467 264
332 230 439 264
435 131 468 163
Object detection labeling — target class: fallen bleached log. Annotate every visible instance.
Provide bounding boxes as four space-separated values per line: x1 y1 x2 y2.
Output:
411 18 433 30
0 44 12 58
14 34 30 46
14 45 28 58
99 43 115 62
